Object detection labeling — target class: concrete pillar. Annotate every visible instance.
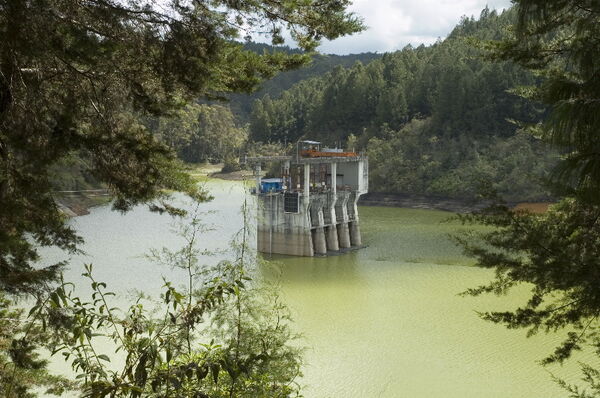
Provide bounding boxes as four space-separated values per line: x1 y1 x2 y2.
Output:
312 227 327 255
350 221 362 246
337 222 351 248
304 163 310 196
326 225 339 251
255 164 261 193
331 162 337 193
284 160 290 190
327 164 338 246
358 158 368 193
358 160 364 192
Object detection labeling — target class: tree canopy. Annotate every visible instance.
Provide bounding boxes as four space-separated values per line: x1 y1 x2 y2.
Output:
0 0 363 294
491 0 600 203
154 103 247 166
248 8 558 201
228 43 380 122
456 2 600 391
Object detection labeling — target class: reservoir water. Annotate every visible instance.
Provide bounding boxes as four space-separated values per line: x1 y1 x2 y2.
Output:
43 179 594 397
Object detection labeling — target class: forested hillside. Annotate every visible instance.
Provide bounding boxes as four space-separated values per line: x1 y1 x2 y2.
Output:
228 43 380 122
50 8 557 202
248 8 558 201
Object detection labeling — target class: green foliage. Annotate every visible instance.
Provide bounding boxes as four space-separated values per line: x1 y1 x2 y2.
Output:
229 44 380 122
49 154 102 192
155 104 248 164
0 0 363 295
248 8 555 200
555 364 600 398
0 294 76 397
367 121 556 201
5 200 303 397
250 9 539 144
488 0 600 203
456 200 600 365
455 2 600 395
221 158 242 173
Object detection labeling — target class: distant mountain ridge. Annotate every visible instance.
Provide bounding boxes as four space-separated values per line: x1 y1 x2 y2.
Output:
227 42 380 122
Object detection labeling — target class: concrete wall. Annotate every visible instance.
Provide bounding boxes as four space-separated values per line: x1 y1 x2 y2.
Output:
337 159 368 193
335 191 350 223
309 194 327 228
257 194 314 256
255 159 367 257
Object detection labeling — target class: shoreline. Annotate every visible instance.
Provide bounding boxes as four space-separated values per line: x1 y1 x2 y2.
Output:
358 192 492 213
208 170 254 181
58 167 553 216
358 192 552 213
206 170 553 213
56 192 111 217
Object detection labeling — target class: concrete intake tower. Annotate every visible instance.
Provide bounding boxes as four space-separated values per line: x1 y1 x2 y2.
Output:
246 140 368 257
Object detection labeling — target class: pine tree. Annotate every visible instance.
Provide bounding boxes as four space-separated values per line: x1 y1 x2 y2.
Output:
491 0 600 202
456 2 600 386
0 0 363 294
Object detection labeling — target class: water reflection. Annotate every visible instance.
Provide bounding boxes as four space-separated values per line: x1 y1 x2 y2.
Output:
260 252 362 284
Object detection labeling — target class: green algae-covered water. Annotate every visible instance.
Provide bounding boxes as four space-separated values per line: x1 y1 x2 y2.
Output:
43 180 594 397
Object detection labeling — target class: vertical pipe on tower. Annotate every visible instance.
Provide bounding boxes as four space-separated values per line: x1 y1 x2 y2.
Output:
331 162 337 193
304 163 310 196
255 164 261 193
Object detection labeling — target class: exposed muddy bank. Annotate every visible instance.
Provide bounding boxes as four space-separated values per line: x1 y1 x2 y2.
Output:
208 170 254 181
56 191 111 216
358 192 553 213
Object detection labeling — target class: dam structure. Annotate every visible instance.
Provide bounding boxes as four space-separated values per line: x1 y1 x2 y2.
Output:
246 141 368 257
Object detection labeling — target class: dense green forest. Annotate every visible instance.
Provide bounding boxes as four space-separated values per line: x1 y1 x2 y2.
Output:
52 9 559 202
227 43 380 122
152 104 247 166
50 42 378 191
248 8 558 201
